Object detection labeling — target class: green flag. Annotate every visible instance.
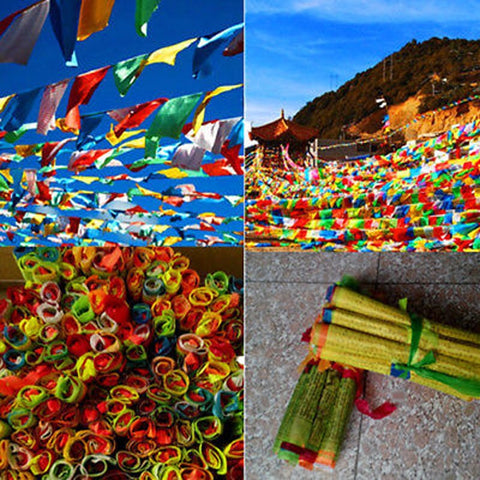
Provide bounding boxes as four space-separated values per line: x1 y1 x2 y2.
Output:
145 92 203 158
113 54 149 97
136 0 161 37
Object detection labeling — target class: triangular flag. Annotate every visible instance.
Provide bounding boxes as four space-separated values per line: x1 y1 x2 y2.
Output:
191 84 242 133
65 66 110 130
0 0 50 65
172 144 206 171
0 88 42 132
77 0 115 41
145 93 202 158
187 117 241 154
108 97 167 136
135 0 161 37
145 37 197 66
0 95 15 115
192 23 243 78
49 0 81 66
113 54 149 97
223 30 243 56
37 79 70 135
76 112 105 149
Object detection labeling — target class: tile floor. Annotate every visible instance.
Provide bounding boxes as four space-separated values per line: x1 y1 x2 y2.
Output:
245 252 480 480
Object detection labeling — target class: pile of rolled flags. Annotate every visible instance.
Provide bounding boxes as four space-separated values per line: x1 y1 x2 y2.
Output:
0 247 243 479
275 276 480 470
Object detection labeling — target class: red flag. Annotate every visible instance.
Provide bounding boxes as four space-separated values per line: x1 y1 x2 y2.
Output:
65 66 110 130
220 140 243 175
68 149 112 171
108 97 167 137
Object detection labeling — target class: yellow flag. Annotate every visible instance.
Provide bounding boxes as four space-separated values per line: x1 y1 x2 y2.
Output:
136 184 163 200
162 235 182 246
15 145 39 158
120 137 146 149
77 0 116 41
106 124 146 146
146 38 197 66
192 84 242 134
158 167 189 179
0 94 14 115
72 176 98 184
0 170 12 183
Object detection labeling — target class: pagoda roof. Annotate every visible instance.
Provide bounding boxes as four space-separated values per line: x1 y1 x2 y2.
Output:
250 112 318 143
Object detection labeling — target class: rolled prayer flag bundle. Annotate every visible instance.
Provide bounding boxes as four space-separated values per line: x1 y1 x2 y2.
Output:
309 279 480 400
274 362 358 470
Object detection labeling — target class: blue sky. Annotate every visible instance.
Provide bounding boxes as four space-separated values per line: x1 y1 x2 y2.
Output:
0 0 243 132
246 0 480 126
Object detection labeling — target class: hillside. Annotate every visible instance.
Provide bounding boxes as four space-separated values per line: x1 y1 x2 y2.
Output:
294 37 480 139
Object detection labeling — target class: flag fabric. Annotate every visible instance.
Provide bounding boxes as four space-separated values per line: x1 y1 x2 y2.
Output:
187 117 241 154
0 0 50 66
135 0 161 37
145 37 197 66
65 66 110 130
76 112 105 149
145 93 202 158
192 84 242 133
223 30 243 56
172 144 206 171
0 95 15 116
49 0 82 66
108 98 168 137
113 54 149 97
192 23 243 78
37 79 70 135
77 0 116 41
0 88 42 132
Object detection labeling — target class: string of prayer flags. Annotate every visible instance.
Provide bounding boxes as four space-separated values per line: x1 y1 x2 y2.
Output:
193 23 244 78
0 0 50 66
246 120 480 251
77 0 116 41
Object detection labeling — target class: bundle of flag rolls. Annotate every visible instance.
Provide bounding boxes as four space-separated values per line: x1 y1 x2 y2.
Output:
0 246 243 479
273 362 359 469
310 278 480 401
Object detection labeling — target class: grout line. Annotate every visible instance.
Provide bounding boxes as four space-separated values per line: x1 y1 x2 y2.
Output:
245 279 478 286
354 254 381 479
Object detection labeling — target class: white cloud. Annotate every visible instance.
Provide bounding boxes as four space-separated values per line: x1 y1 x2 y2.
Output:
248 0 480 23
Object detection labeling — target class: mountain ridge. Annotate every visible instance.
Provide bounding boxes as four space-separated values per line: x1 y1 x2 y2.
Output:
293 37 480 139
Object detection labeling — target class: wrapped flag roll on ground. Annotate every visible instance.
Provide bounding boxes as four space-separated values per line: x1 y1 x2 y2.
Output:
274 362 358 470
310 278 480 401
